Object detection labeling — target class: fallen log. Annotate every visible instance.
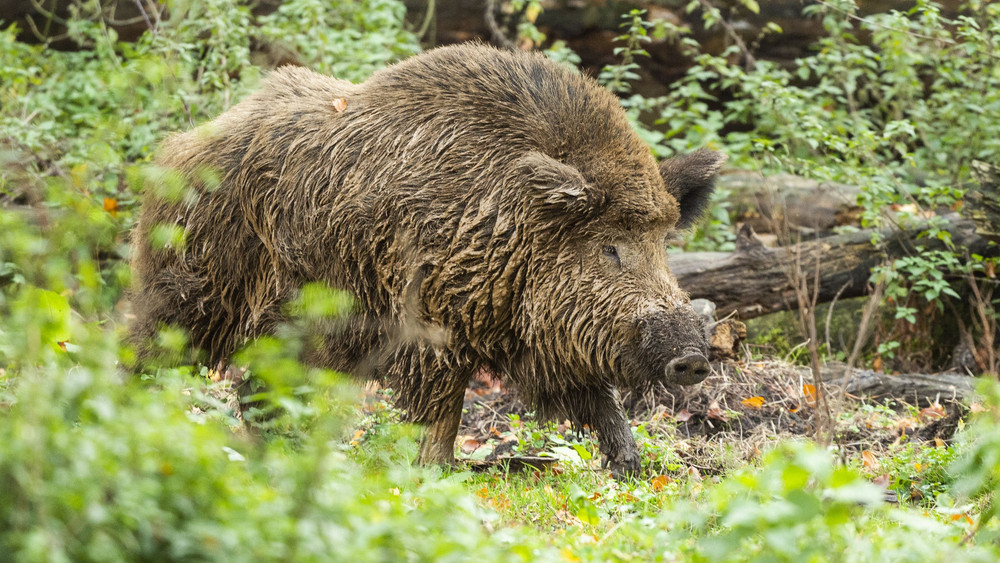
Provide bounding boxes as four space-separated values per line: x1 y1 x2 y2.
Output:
839 369 976 405
672 214 996 320
965 161 1000 244
716 170 861 237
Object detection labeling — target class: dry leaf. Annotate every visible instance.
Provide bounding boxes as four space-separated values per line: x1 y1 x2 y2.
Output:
617 491 637 502
650 474 672 492
349 429 365 446
332 98 347 112
460 437 481 454
934 437 947 448
951 513 975 525
872 474 891 488
862 450 879 470
919 402 946 421
674 409 693 422
970 402 988 413
103 197 118 217
895 417 918 431
707 400 728 420
688 466 703 481
741 396 766 409
802 384 817 407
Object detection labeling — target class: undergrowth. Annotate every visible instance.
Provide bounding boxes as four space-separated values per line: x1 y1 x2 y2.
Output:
2 0 1000 560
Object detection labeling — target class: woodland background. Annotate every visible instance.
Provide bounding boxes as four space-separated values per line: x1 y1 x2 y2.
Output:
1 1 999 560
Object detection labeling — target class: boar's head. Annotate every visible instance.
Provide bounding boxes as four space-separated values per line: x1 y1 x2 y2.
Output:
514 148 727 390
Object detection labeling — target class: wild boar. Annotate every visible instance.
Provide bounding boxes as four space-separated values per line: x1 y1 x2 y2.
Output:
130 43 726 478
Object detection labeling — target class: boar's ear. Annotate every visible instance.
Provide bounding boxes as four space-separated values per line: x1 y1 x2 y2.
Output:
659 149 728 229
517 151 604 216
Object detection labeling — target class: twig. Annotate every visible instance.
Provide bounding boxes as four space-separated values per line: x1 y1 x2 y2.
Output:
416 0 436 42
825 280 851 356
485 0 519 51
696 0 757 70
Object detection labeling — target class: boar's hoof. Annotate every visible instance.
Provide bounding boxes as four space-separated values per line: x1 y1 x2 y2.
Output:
602 452 641 482
666 352 711 385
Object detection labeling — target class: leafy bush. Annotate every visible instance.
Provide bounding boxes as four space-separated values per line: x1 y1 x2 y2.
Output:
0 309 548 562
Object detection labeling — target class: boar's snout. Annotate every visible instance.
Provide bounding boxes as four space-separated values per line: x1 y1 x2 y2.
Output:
636 306 711 386
665 350 710 385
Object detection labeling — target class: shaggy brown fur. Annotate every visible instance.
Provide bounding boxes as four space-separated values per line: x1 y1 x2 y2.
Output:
130 43 726 478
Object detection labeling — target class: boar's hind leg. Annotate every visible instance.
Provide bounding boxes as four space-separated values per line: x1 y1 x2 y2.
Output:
384 345 474 467
576 384 640 481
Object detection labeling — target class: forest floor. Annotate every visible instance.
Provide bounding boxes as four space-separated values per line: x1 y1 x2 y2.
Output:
454 357 968 482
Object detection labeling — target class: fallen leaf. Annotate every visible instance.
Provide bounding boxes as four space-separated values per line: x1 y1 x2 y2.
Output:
460 437 481 454
970 402 988 413
650 474 672 492
332 98 348 112
588 491 601 501
920 402 946 421
741 396 766 409
934 437 947 448
862 450 879 470
951 513 975 525
674 409 693 422
490 494 510 510
707 400 728 420
802 384 817 407
873 474 891 488
688 466 703 481
872 356 883 372
349 429 365 446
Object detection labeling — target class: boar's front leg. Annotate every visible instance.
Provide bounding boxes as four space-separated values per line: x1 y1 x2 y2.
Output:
577 384 640 480
384 344 474 467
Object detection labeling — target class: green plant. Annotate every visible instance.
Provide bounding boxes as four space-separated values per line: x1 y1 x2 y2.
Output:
257 0 419 83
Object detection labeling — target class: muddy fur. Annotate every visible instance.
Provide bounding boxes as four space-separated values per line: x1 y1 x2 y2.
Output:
131 43 726 477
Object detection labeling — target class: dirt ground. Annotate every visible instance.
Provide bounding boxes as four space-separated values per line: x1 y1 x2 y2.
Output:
456 357 970 474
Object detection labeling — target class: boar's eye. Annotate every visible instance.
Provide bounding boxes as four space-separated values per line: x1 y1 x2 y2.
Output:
602 245 621 267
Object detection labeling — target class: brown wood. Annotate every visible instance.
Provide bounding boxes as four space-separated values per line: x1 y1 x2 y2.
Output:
964 161 1000 244
834 367 976 404
672 214 997 321
716 170 862 237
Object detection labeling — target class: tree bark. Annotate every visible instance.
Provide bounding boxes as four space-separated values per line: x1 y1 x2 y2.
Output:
832 367 976 405
672 214 996 321
964 161 1000 244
